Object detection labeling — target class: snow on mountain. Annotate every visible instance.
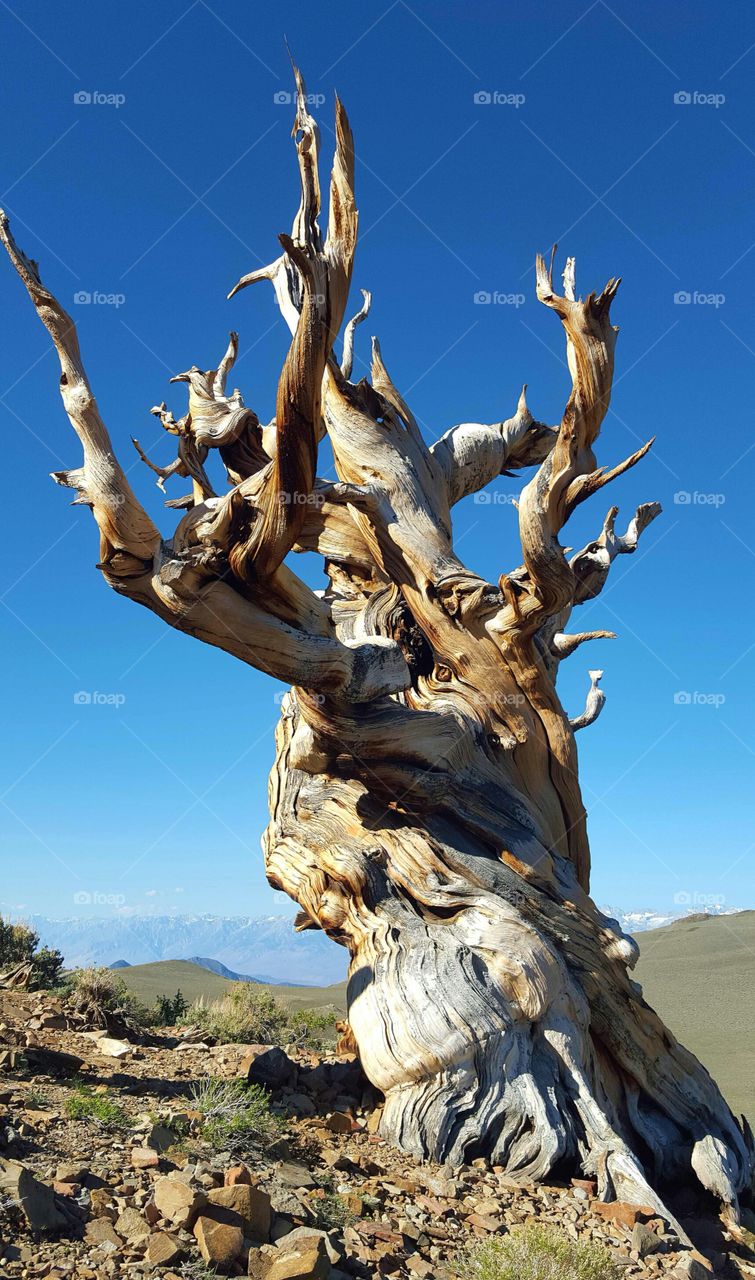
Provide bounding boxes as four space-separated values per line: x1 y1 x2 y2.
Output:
25 914 348 985
22 904 745 985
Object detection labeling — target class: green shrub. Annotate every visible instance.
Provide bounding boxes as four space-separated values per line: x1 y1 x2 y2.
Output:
188 1077 281 1151
0 916 64 990
67 967 149 1031
460 1224 622 1280
64 1081 128 1130
154 989 189 1026
186 984 337 1048
309 1191 356 1232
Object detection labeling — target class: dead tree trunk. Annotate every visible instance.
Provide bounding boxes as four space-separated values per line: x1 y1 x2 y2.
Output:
2 70 752 1224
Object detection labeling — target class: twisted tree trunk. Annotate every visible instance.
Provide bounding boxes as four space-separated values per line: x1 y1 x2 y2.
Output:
2 69 751 1226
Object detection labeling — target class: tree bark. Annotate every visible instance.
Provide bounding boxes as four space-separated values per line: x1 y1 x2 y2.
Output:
2 70 752 1226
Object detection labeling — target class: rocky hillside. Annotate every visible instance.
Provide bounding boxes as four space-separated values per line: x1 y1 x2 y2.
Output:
1 988 754 1279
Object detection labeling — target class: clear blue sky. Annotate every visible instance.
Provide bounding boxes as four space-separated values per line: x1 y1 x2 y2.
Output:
0 0 753 924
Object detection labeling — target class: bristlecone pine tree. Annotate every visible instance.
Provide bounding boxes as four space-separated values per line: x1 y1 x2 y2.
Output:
2 70 752 1227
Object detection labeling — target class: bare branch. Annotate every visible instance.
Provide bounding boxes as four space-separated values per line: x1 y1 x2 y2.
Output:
0 209 159 577
341 287 371 379
570 668 606 730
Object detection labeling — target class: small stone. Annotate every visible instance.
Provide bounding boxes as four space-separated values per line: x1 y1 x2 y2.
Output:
85 1218 123 1248
131 1147 160 1169
90 1187 117 1220
266 1237 330 1280
194 1214 244 1268
239 1045 297 1089
592 1200 654 1229
325 1111 352 1134
207 1184 271 1241
225 1164 252 1186
277 1161 316 1189
153 1176 205 1228
55 1161 88 1184
146 1231 184 1267
147 1123 177 1153
631 1221 664 1258
97 1037 132 1059
0 1157 71 1232
115 1206 150 1242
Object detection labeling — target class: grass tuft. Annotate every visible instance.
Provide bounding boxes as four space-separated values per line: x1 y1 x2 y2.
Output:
188 1077 282 1151
64 1080 129 1130
460 1224 623 1280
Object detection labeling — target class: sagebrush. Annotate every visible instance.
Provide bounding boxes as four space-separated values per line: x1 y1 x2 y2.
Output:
461 1225 622 1280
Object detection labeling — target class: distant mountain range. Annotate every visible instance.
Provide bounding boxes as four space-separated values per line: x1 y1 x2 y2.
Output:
25 914 347 985
24 905 744 986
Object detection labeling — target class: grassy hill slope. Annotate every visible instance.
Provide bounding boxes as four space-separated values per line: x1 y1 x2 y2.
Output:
634 911 755 1122
117 958 348 1012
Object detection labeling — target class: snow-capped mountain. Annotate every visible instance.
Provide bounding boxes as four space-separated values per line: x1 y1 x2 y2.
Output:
25 914 347 985
602 903 741 934
22 903 745 985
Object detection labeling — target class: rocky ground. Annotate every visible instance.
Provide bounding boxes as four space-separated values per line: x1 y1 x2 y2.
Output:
1 989 754 1279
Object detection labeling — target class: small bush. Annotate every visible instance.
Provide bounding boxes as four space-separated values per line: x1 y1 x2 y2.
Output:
0 916 64 989
310 1191 356 1232
153 989 189 1026
64 1081 128 1130
189 1077 281 1151
185 984 337 1048
461 1224 622 1280
68 967 149 1031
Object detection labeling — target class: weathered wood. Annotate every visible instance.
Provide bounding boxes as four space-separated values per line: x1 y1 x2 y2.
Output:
2 67 752 1225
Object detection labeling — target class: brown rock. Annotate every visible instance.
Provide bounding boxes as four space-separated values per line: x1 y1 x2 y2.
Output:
115 1206 150 1241
53 1180 79 1197
207 1184 271 1241
326 1111 352 1134
131 1147 160 1169
153 1176 205 1228
0 1157 71 1232
631 1221 664 1257
89 1187 117 1220
239 1045 297 1089
266 1237 330 1280
146 1231 185 1267
226 1164 252 1186
592 1199 654 1229
194 1214 244 1269
365 1107 383 1134
55 1161 88 1183
85 1217 123 1248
